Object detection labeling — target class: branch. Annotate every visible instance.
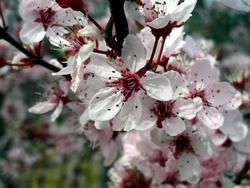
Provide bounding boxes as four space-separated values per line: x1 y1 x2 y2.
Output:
108 0 129 54
0 27 62 73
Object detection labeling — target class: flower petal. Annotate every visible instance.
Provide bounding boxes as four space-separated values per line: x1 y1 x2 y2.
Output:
142 71 173 101
77 42 94 65
173 97 202 119
122 34 146 72
88 87 123 121
150 128 172 146
50 100 63 122
87 54 121 82
163 117 186 136
206 82 236 107
170 0 197 24
20 23 46 44
188 59 218 89
163 70 185 99
220 110 248 142
190 127 215 156
178 152 201 184
197 106 224 129
28 101 57 114
119 95 143 131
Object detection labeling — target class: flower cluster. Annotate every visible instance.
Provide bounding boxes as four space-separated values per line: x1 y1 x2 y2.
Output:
1 0 250 187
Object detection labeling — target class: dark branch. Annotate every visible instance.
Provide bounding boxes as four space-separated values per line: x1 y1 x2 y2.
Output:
0 27 61 73
108 0 129 54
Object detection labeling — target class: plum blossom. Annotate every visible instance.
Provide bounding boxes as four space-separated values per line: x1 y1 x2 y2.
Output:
184 59 237 129
82 121 123 166
145 0 197 30
84 35 173 131
151 124 215 184
19 0 82 44
148 71 202 136
28 80 70 121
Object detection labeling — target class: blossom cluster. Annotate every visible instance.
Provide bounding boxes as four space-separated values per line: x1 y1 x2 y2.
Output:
1 0 250 187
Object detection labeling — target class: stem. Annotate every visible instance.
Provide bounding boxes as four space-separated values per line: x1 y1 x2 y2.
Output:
156 37 166 64
108 0 129 54
148 37 160 69
0 27 61 73
87 15 103 32
93 49 109 55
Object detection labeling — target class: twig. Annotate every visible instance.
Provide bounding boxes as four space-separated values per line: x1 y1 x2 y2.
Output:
0 27 61 73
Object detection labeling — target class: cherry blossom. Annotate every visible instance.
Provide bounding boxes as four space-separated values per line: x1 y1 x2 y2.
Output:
85 35 173 130
145 0 197 30
28 80 70 121
19 0 82 44
184 59 237 129
51 21 99 92
151 124 215 184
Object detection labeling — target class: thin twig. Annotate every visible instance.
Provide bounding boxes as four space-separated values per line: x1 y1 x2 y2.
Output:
0 27 61 73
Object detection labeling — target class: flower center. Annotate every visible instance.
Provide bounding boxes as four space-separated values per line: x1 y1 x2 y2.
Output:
190 89 210 106
65 35 87 56
35 8 56 30
152 101 175 128
171 135 193 159
109 70 141 101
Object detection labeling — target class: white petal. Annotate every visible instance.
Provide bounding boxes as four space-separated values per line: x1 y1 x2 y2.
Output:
178 152 201 184
223 90 242 110
119 95 143 131
94 121 108 130
197 106 224 130
163 27 185 58
135 94 157 130
28 101 57 114
112 113 124 131
171 0 197 24
50 100 63 122
163 70 185 99
163 117 186 136
77 43 94 64
122 34 146 72
188 59 218 88
147 16 171 29
173 97 202 119
20 23 46 44
190 127 215 156
88 87 123 121
76 75 105 103
220 110 248 142
235 132 250 154
142 71 173 101
220 0 250 12
206 82 236 107
150 128 172 146
87 54 121 82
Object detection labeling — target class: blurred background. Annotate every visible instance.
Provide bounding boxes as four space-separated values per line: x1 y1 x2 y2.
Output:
0 0 250 187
